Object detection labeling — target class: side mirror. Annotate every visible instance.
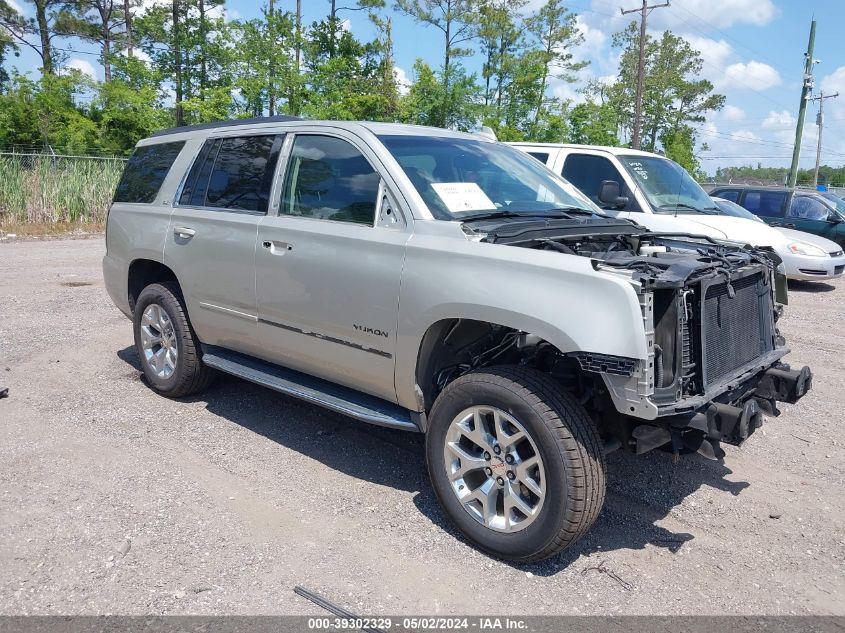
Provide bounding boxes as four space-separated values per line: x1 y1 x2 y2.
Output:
597 180 629 209
828 212 843 224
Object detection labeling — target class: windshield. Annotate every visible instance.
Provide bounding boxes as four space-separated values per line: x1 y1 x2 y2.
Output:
619 155 716 214
711 197 764 222
820 192 845 216
378 135 600 220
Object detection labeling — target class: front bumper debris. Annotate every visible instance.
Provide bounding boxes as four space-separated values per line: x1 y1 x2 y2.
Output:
632 363 812 459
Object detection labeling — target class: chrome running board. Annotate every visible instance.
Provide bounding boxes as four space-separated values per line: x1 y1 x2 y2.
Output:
201 345 420 432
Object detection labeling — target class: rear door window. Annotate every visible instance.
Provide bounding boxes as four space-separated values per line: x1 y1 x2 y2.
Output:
562 153 638 211
741 190 787 218
179 135 283 213
114 141 185 203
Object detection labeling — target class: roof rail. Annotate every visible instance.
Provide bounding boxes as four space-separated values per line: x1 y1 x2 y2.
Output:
150 115 302 138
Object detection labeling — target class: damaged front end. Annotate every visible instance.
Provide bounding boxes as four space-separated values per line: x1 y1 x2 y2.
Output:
483 222 811 459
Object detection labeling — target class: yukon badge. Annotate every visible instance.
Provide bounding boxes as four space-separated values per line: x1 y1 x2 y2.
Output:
354 324 389 338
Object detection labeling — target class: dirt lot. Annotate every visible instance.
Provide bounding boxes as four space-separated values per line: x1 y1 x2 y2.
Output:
0 237 843 616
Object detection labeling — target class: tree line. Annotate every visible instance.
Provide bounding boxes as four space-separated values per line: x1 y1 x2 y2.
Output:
0 0 726 174
713 164 845 188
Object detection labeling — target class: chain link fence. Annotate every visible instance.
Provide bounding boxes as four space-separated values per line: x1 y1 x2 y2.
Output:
0 151 126 226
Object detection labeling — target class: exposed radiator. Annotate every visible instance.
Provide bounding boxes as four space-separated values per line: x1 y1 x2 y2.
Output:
700 272 774 387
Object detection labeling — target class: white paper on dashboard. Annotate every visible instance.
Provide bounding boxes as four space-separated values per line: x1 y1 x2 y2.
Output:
431 182 496 213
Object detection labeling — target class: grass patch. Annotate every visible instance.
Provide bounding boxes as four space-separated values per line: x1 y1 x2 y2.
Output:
0 156 123 226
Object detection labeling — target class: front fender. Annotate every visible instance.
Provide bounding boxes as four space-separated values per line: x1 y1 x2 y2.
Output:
394 233 648 411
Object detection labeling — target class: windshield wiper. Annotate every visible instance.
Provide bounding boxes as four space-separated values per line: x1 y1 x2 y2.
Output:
657 203 716 214
460 208 598 221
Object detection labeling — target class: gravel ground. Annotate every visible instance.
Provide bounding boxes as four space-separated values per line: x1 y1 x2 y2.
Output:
0 237 843 616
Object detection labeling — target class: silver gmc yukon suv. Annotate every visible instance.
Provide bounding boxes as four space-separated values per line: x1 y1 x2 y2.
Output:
104 116 812 562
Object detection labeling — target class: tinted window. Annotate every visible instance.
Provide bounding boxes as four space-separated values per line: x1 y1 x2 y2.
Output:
742 191 787 217
527 152 550 164
281 135 379 225
714 189 740 203
563 154 636 211
788 196 830 221
114 141 185 203
180 135 281 213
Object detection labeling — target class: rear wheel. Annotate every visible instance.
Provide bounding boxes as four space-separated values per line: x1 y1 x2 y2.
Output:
133 282 214 397
426 366 606 562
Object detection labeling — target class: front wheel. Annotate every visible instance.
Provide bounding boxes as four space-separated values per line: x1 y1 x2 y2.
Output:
426 366 606 562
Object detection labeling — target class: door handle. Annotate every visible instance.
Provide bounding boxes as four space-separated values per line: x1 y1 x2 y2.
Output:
784 223 796 229
174 226 196 239
262 240 293 255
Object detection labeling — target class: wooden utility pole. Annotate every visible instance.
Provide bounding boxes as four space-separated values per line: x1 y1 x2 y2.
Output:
268 0 276 116
787 20 816 188
173 0 184 127
621 0 669 150
124 0 133 58
810 90 839 188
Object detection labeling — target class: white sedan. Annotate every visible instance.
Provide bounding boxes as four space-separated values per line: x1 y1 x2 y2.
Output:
712 197 845 282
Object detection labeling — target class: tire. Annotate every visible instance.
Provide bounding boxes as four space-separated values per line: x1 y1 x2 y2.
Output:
132 282 214 398
426 366 606 562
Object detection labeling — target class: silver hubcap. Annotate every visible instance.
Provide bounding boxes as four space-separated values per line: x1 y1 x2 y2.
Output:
140 303 178 379
443 406 546 533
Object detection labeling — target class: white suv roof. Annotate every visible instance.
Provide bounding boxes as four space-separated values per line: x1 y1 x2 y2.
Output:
509 142 659 159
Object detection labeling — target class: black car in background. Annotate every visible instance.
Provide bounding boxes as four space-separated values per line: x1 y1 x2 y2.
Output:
708 185 845 248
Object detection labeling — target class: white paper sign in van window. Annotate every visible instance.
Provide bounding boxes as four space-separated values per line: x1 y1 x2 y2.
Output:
431 182 496 213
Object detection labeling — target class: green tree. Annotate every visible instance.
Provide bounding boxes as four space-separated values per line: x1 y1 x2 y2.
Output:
394 0 477 127
53 0 134 82
610 24 724 153
525 0 586 134
231 6 297 117
400 58 479 130
0 28 15 90
0 0 66 75
92 54 170 152
302 15 397 121
569 99 618 146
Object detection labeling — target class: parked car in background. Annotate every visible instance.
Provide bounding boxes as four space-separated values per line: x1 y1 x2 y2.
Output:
774 228 845 282
708 185 845 248
710 196 844 282
510 143 794 251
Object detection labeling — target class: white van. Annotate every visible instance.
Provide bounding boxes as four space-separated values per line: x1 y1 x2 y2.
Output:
510 143 785 246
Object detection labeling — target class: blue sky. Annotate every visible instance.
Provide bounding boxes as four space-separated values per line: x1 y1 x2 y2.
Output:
4 0 845 173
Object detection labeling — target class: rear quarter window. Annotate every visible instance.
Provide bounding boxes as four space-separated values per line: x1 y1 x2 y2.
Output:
113 141 185 204
527 152 550 164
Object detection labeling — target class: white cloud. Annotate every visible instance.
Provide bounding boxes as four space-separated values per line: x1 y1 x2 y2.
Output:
64 58 98 80
719 61 781 91
721 105 746 121
683 35 733 82
394 65 410 96
575 15 606 52
669 0 777 28
119 47 153 64
761 110 795 129
820 66 845 120
7 0 25 14
137 0 169 16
